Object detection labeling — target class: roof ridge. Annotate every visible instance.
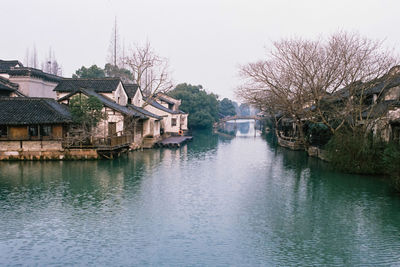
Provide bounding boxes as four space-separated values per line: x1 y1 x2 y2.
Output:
80 87 116 102
0 76 19 89
0 96 55 100
40 98 63 115
62 77 121 81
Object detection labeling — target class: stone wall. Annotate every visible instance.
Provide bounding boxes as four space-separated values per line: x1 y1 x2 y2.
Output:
307 146 330 161
0 140 99 160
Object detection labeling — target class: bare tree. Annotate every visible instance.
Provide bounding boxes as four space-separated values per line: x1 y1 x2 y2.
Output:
237 31 397 143
41 47 62 76
32 45 38 69
123 41 173 99
24 48 30 67
107 16 121 67
24 45 38 68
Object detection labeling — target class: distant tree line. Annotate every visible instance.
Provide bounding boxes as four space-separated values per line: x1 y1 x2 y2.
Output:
168 83 242 129
72 63 135 84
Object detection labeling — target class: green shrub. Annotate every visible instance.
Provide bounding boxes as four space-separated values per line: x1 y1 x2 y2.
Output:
382 143 400 191
325 129 384 174
305 123 332 147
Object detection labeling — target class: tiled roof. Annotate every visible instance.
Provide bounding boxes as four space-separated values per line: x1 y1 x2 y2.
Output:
332 72 400 100
124 84 139 98
58 88 146 119
54 78 121 93
365 75 400 96
146 98 186 114
362 100 400 119
0 97 72 125
157 94 176 105
0 67 62 83
127 104 162 120
0 76 19 92
0 60 23 70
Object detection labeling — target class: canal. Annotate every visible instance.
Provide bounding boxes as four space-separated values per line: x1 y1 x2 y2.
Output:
1 122 400 266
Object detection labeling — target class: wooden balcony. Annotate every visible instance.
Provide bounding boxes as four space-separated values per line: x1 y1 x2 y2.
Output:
63 131 133 150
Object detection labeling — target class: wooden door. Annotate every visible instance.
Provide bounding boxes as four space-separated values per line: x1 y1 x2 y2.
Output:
108 122 117 136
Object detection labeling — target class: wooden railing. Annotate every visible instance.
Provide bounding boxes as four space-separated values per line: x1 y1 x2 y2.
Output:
62 131 133 149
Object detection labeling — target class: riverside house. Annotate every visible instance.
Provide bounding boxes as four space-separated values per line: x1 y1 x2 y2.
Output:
365 66 400 143
274 66 400 153
124 84 188 146
0 59 190 158
0 97 75 160
143 92 188 135
124 84 162 146
54 79 150 150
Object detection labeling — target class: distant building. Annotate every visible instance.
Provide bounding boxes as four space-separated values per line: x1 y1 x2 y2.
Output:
0 59 61 98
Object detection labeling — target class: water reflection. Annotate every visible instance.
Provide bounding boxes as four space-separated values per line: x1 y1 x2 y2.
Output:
0 130 399 266
224 120 261 137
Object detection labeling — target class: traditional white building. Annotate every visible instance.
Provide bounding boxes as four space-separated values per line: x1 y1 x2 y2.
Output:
124 85 188 136
54 78 165 147
124 84 162 139
0 60 61 98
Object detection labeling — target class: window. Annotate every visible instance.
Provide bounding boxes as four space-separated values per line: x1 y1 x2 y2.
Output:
40 125 52 137
28 125 38 137
0 125 7 137
171 118 177 127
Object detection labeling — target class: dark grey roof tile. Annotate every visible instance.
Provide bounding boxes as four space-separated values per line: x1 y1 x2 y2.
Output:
0 97 72 125
127 104 162 120
123 84 139 98
58 88 146 119
54 78 121 93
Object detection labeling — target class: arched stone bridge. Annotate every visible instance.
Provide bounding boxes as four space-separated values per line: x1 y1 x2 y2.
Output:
218 115 264 123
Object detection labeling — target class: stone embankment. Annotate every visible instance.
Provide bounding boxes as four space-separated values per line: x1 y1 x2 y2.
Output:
0 141 99 160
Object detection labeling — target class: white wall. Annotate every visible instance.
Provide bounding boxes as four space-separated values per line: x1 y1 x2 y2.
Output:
9 76 58 98
92 107 125 138
144 104 184 133
114 82 128 105
132 89 144 107
143 118 161 137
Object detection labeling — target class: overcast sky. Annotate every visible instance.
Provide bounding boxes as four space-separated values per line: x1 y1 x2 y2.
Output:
1 0 399 100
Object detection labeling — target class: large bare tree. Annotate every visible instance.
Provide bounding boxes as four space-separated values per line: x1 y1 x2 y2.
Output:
123 41 173 99
237 31 397 142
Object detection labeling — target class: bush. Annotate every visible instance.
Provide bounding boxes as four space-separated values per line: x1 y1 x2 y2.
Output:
325 129 385 174
382 143 400 191
305 123 332 147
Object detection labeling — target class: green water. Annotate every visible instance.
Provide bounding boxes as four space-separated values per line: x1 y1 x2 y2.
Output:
0 128 399 266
